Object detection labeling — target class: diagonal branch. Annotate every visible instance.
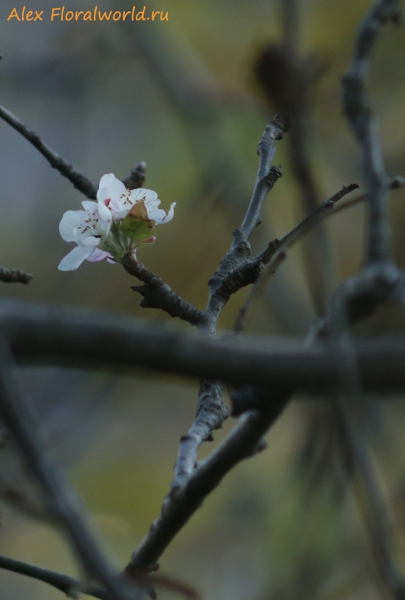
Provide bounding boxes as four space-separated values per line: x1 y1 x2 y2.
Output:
334 404 405 599
123 256 204 326
233 183 360 332
125 396 289 573
0 103 98 199
232 175 404 332
0 336 138 600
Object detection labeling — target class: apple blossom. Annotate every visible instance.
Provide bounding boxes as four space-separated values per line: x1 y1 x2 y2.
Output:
58 174 175 271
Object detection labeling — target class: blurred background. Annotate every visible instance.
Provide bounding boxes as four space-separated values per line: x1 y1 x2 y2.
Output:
0 0 405 598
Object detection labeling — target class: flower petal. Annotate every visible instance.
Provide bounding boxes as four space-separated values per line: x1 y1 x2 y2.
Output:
148 202 176 225
59 210 87 242
97 200 113 224
73 227 101 247
58 246 94 271
81 200 98 214
98 173 116 189
97 174 126 204
109 197 128 220
86 248 111 263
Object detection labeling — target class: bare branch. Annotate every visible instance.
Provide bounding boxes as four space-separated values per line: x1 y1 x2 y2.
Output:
123 256 204 326
171 382 229 490
342 0 401 264
0 266 32 284
239 117 289 238
332 176 405 217
0 336 138 600
203 117 289 337
0 555 110 600
233 183 360 332
168 118 288 500
121 162 147 190
3 300 405 394
162 119 288 510
0 104 98 199
126 396 288 572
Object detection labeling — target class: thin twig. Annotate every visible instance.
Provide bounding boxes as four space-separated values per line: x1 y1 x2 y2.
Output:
0 266 32 284
257 1 333 314
342 0 401 264
233 183 359 332
332 176 405 217
0 104 98 199
239 118 289 239
0 555 109 600
334 404 405 600
0 336 138 600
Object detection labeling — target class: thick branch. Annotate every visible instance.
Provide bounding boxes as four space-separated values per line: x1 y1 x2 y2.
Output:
342 0 401 263
0 104 98 199
3 300 405 393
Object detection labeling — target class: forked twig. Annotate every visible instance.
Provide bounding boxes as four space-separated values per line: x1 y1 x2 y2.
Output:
233 183 360 332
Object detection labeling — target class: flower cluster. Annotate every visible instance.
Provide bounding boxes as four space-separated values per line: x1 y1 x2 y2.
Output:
58 174 175 271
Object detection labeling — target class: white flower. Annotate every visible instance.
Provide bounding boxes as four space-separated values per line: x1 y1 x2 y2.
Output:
58 174 176 271
97 173 175 224
58 201 112 271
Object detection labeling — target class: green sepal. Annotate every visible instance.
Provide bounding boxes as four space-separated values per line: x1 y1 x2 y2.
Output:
119 216 155 242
